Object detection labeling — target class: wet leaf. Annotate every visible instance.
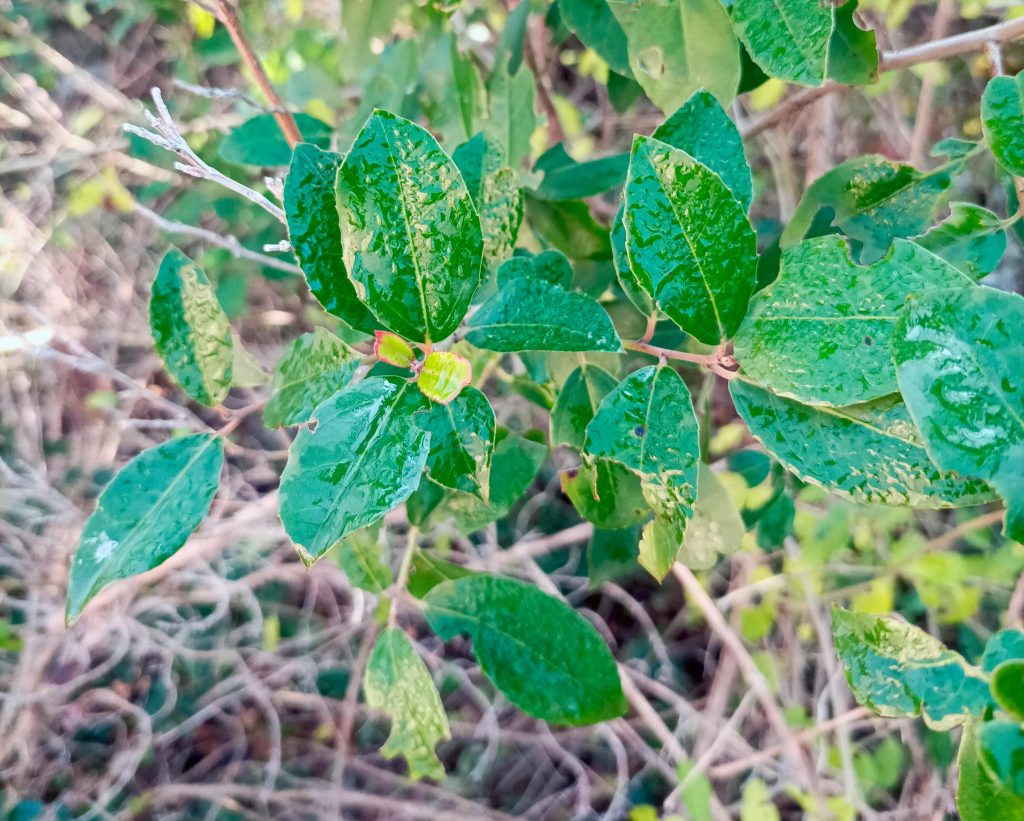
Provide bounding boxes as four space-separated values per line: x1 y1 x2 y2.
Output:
611 202 657 316
364 628 451 780
374 332 417 368
278 377 430 564
423 575 627 725
733 236 972 406
465 278 621 352
219 113 331 166
67 434 223 622
285 144 379 335
561 459 648 530
335 530 392 593
338 110 483 343
623 136 757 344
497 249 574 290
150 248 233 406
419 387 494 499
417 351 472 404
264 328 359 428
730 381 995 508
959 722 1024 821
913 202 1006 280
982 70 1024 176
731 0 834 86
832 607 992 729
551 364 620 450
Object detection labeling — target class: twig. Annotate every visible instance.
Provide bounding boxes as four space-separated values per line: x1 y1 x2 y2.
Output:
908 0 957 166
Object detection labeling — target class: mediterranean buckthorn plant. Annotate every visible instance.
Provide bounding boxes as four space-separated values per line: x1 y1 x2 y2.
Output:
15 0 1024 816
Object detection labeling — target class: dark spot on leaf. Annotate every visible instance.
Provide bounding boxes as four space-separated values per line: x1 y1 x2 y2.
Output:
566 468 579 480
863 336 874 346
634 425 645 437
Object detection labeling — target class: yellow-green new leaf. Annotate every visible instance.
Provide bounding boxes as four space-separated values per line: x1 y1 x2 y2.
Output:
417 351 472 405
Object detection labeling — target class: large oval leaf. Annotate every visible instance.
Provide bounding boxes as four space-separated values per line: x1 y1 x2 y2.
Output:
419 387 495 500
278 377 430 563
731 0 835 86
337 110 483 343
623 135 756 344
893 286 1024 541
982 70 1024 177
264 327 359 428
423 575 627 725
150 248 233 406
67 433 223 622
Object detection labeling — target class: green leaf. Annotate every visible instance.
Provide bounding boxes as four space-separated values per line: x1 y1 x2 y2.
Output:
67 434 223 622
150 248 233 406
492 0 530 75
417 351 472 405
606 0 739 112
959 722 1024 821
832 606 992 729
335 530 392 593
420 33 483 148
588 525 643 587
285 144 379 335
374 331 417 368
826 0 878 85
781 154 961 263
731 381 995 508
497 249 574 291
913 202 1007 280
219 113 331 166
523 194 611 260
278 377 430 564
264 328 359 428
364 628 451 781
561 459 648 530
453 132 523 274
733 236 972 406
585 365 701 520
992 660 1024 721
651 90 752 212
484 63 536 169
338 110 483 343
623 136 757 344
559 0 632 76
893 286 1024 541
551 364 619 450
465 278 622 352
731 0 834 86
982 70 1024 176
423 575 627 725
611 202 657 317
679 464 745 570
979 721 1024 798
639 511 686 580
419 387 494 499
534 151 630 202
342 39 421 144
983 630 1024 672
407 550 477 599
339 0 404 80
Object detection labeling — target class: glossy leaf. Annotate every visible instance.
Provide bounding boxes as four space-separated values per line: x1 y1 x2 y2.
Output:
733 236 972 406
832 607 992 729
417 352 472 405
731 381 995 508
827 0 878 85
586 365 701 520
285 144 379 335
607 0 739 112
465 278 621 352
278 377 430 564
679 464 745 570
264 328 359 428
423 575 627 725
364 628 451 781
893 286 1024 542
781 154 961 263
551 364 620 450
67 434 223 622
992 660 1024 721
979 721 1024 797
559 0 632 76
419 387 494 499
982 70 1024 176
731 0 834 86
611 202 657 316
497 250 574 290
913 202 1006 280
623 136 757 344
959 723 1024 821
335 530 392 593
561 458 648 530
219 113 331 166
150 248 233 406
374 332 417 368
337 110 483 343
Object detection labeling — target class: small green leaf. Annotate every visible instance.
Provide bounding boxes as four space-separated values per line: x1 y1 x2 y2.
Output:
731 381 995 508
374 331 417 368
733 236 972 406
893 286 1024 541
534 151 630 202
959 722 1024 821
419 386 494 499
338 110 483 343
264 328 359 428
407 550 478 599
913 202 1007 280
497 249 574 291
623 135 756 344
979 721 1024 797
982 70 1024 176
150 248 233 406
639 511 686 581
483 63 536 169
465 278 621 352
827 0 878 85
678 464 745 570
832 607 992 729
420 33 483 147
551 364 620 450
285 144 378 335
611 202 657 317
364 628 451 780
278 377 430 564
423 575 627 725
731 0 835 86
335 530 392 593
417 351 472 404
67 434 223 622
559 0 632 76
219 113 331 166
992 660 1024 721
561 459 648 530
